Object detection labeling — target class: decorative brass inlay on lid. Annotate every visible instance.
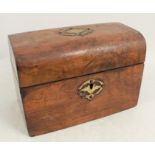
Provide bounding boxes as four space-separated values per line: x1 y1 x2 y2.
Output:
59 27 93 36
78 79 104 101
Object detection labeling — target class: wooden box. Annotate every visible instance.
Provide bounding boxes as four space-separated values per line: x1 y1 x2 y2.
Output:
9 23 146 136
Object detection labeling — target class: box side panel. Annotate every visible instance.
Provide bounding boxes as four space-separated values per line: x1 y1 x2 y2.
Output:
8 39 27 128
22 64 144 136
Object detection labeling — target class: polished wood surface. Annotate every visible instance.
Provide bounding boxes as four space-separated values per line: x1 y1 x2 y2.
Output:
21 64 144 136
9 23 146 87
9 22 146 136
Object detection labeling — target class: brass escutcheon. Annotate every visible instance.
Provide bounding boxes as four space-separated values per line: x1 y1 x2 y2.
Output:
59 27 93 36
78 79 104 101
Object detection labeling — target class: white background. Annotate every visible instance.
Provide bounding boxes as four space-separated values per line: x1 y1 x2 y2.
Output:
0 14 155 141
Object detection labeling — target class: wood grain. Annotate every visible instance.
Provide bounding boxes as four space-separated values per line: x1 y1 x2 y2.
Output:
9 22 146 136
9 23 146 87
21 64 144 136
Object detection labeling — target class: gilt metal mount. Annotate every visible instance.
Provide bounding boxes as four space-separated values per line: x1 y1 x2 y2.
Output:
78 79 104 101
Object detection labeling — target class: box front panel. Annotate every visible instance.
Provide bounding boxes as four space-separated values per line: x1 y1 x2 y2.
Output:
21 64 144 136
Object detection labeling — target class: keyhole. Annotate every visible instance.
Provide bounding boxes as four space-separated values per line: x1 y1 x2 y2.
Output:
90 83 93 89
